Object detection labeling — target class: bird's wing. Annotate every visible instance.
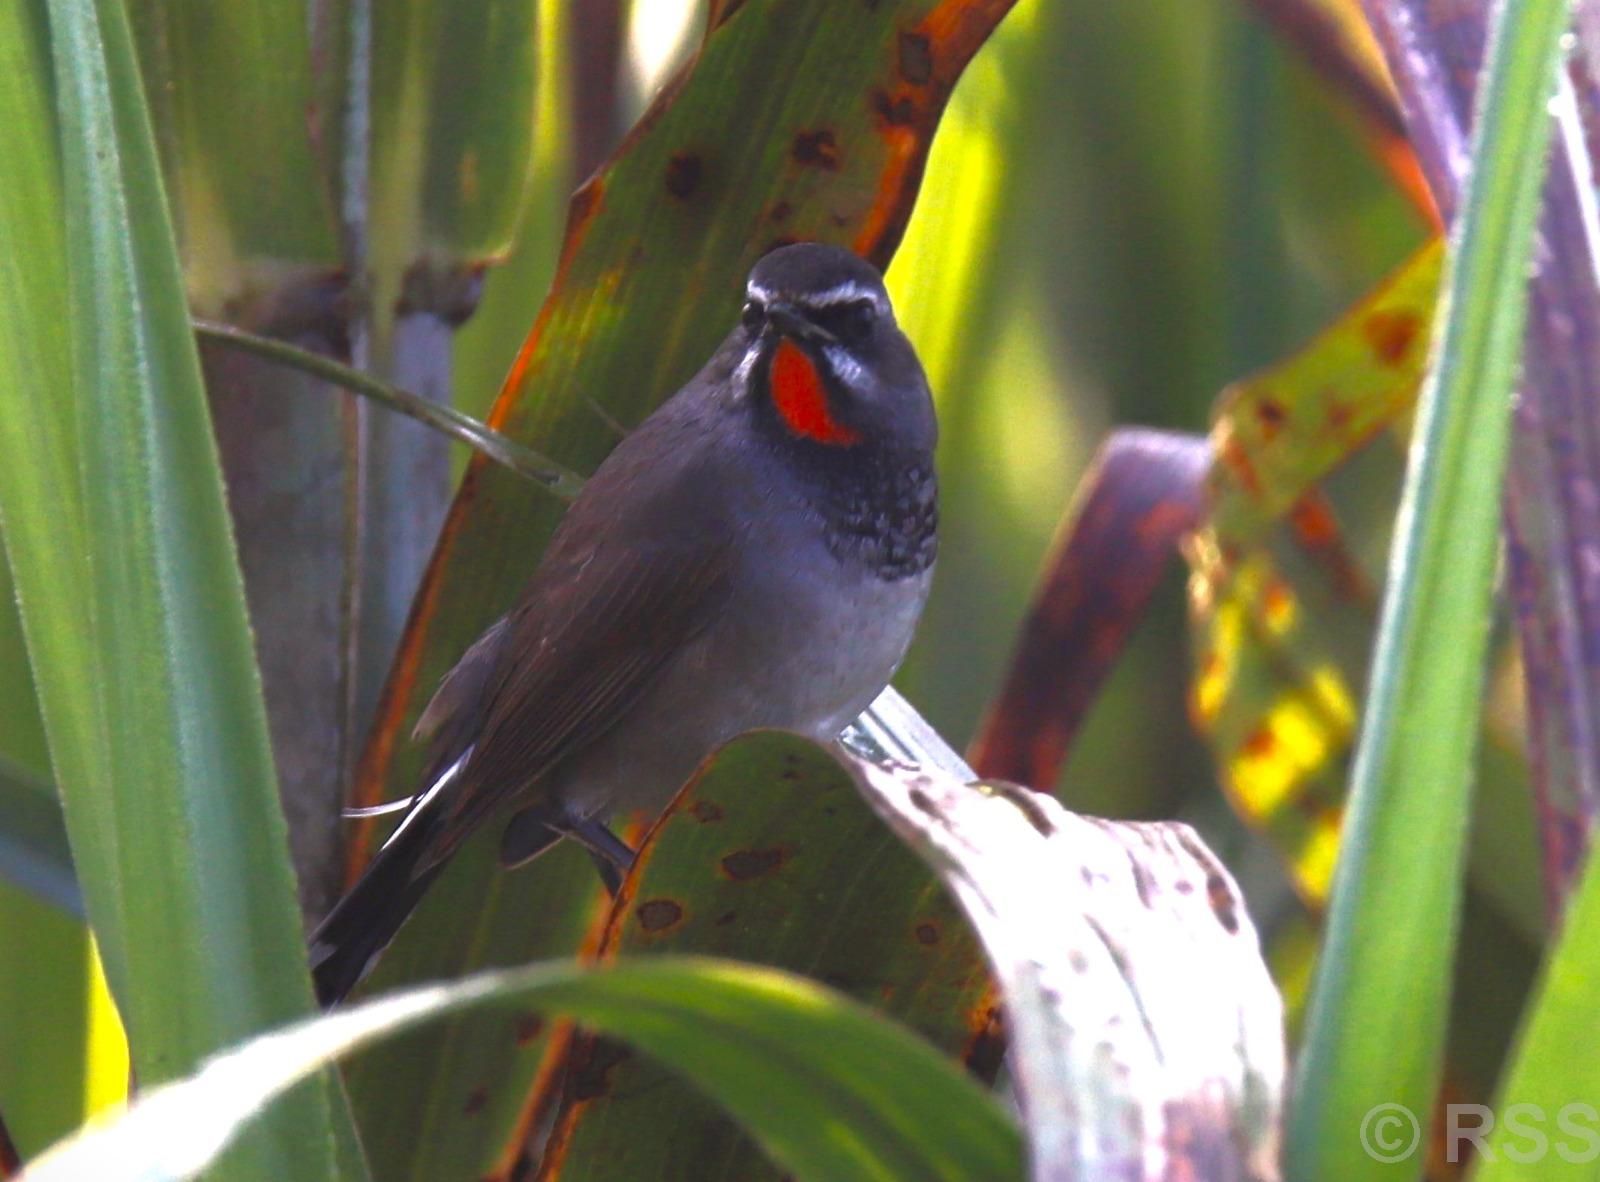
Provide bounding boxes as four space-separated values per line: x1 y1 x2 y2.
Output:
416 522 734 866
411 613 512 777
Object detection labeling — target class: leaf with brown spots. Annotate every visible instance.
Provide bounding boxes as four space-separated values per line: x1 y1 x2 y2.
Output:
1186 241 1442 905
663 152 703 199
719 847 787 880
535 731 995 1181
840 752 1286 1181
338 839 610 1182
1206 239 1440 547
338 1 1019 1176
635 898 686 933
790 129 841 170
966 250 1437 807
1186 536 1365 904
952 238 1436 924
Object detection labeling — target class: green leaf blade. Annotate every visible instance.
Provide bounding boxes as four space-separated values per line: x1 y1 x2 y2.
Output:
2 1 368 1176
1475 847 1600 1181
22 959 1022 1182
541 730 996 1181
1287 1 1575 1177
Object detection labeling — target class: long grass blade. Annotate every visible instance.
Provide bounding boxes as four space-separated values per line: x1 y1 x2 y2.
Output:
1287 1 1574 1175
20 958 1021 1182
20 0 368 1175
1475 845 1600 1180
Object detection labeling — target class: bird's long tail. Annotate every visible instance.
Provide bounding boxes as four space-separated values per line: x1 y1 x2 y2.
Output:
308 755 468 1008
308 755 609 1006
308 814 444 1008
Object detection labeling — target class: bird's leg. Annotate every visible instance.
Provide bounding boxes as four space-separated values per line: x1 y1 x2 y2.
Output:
587 852 624 897
556 817 637 897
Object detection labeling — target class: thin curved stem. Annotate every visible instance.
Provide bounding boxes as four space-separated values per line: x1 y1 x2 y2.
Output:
193 319 585 500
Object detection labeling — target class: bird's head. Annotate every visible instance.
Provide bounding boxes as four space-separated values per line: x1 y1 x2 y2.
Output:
739 243 935 455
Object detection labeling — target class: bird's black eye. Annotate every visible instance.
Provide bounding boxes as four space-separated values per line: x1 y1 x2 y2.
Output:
816 298 877 343
741 300 765 332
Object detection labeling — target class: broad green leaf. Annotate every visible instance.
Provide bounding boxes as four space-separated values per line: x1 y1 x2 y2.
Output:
20 958 1022 1182
0 557 50 784
1475 846 1600 1181
343 0 1018 1164
841 751 1286 1179
1287 1 1572 1176
540 732 995 1181
0 5 128 1158
0 1 362 1177
0 512 69 916
0 0 101 975
126 0 351 920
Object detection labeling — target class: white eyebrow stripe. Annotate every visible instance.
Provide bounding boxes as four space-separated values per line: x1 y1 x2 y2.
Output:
744 279 887 311
807 281 884 308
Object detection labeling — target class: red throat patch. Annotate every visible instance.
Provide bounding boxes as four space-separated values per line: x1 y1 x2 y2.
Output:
769 339 860 446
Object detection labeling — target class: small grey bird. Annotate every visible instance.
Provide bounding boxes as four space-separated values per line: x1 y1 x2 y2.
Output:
310 243 938 1005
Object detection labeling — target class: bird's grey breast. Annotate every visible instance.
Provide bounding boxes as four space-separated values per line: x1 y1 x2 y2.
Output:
543 390 934 818
709 442 935 736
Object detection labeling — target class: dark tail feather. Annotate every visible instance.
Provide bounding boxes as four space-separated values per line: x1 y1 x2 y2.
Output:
309 811 445 1009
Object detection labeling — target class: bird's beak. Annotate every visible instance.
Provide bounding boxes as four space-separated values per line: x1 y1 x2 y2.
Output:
766 301 837 346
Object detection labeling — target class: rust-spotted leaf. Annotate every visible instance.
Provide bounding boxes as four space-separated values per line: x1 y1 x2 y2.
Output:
1185 243 1441 904
1207 240 1440 545
536 731 995 1181
1186 534 1362 903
